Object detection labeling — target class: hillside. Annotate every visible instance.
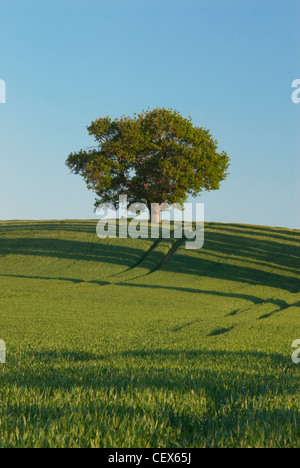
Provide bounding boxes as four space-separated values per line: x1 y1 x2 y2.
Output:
0 220 299 447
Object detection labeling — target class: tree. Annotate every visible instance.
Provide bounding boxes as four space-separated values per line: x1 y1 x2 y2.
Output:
66 107 230 222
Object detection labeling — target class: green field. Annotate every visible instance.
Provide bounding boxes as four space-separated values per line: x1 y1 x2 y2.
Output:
0 220 299 448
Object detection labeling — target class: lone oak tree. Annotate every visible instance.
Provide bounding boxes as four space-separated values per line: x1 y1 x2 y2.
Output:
66 108 230 222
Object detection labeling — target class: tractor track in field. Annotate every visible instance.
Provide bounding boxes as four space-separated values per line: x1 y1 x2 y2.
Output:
143 238 183 275
109 237 184 284
227 291 300 320
107 237 161 279
0 238 183 287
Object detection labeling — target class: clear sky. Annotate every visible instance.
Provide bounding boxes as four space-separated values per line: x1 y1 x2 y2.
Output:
0 0 299 228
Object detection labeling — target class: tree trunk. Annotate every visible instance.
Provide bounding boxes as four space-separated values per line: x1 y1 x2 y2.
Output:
151 204 161 224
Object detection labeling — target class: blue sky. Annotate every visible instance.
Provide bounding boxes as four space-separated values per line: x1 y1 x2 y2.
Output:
0 0 299 228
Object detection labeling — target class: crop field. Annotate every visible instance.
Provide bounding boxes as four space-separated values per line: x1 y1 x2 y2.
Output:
0 220 299 448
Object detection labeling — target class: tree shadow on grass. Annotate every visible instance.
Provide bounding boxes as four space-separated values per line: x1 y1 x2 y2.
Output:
0 221 99 234
31 350 102 362
163 228 300 293
0 348 298 447
1 397 297 448
0 238 151 267
208 222 300 243
116 282 299 318
0 273 112 285
208 326 235 336
0 222 299 294
2 348 298 394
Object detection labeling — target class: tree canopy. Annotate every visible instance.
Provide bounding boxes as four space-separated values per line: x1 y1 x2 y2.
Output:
66 108 230 213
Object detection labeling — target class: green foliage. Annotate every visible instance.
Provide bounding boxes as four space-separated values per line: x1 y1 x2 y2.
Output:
0 221 299 447
66 108 230 209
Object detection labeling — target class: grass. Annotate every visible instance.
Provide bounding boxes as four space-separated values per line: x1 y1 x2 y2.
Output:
0 220 299 448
